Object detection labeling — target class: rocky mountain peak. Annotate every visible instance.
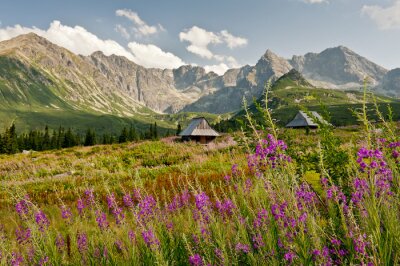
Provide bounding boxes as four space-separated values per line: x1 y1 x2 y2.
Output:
290 46 388 87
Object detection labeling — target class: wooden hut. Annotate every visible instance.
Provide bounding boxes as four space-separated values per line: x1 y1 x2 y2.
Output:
285 111 328 129
179 117 219 144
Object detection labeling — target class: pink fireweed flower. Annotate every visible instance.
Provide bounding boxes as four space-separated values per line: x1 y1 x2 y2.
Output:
252 233 265 249
15 227 31 244
253 208 269 229
35 210 50 232
353 233 369 256
331 238 341 246
77 232 88 254
60 206 72 222
95 211 109 230
295 183 317 210
231 164 239 176
224 174 231 183
138 195 157 222
284 251 296 264
195 192 210 211
248 135 291 172
77 199 85 216
84 189 95 208
55 233 65 252
215 248 224 263
215 198 236 218
15 195 31 219
107 193 125 224
38 256 49 266
123 193 134 208
235 243 250 253
189 254 203 266
114 240 125 253
10 252 24 266
351 178 370 204
141 229 160 249
128 230 136 244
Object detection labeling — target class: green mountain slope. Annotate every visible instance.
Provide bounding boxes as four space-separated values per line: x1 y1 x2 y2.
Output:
219 69 400 130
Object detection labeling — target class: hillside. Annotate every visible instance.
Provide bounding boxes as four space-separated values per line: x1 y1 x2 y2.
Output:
219 69 400 129
0 33 399 133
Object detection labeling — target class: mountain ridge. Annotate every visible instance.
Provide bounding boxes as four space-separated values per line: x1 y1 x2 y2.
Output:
0 33 399 119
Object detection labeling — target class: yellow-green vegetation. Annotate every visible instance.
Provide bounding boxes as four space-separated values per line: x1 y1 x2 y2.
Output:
0 108 399 265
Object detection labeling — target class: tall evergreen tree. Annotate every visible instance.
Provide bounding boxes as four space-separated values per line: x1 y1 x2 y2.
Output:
84 129 96 146
119 127 128 143
176 123 182 136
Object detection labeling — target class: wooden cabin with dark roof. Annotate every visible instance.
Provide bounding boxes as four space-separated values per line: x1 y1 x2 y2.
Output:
179 117 219 144
285 111 329 129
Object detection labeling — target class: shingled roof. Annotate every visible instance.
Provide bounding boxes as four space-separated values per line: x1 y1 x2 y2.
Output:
179 117 220 137
285 111 328 128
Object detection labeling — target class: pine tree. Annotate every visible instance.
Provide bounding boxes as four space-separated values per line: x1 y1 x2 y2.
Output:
119 127 128 143
42 125 50 150
84 129 96 146
153 122 158 140
128 124 138 141
176 123 182 136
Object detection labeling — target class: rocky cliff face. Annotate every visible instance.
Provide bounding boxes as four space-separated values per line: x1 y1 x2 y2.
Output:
0 33 145 116
182 50 292 113
380 68 400 97
0 33 397 118
290 46 388 88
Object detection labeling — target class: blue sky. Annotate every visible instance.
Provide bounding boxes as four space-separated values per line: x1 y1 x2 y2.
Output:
0 0 399 74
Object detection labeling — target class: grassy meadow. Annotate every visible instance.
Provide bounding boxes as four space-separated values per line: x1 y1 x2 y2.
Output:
0 102 399 265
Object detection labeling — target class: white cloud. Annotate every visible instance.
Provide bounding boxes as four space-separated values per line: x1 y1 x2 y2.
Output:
179 26 222 59
302 0 328 4
0 20 185 70
179 26 247 59
220 30 248 49
115 9 163 37
362 1 400 30
115 24 130 39
179 26 245 75
204 63 229 75
127 42 185 69
0 21 135 60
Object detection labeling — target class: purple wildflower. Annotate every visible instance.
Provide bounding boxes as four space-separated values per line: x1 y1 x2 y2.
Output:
114 240 125 253
15 195 31 219
189 254 203 266
215 198 236 218
296 183 317 210
141 229 160 249
107 193 125 224
38 256 49 266
128 230 136 244
95 211 109 230
252 233 265 249
60 206 72 222
35 210 50 232
77 232 88 254
235 243 250 253
331 238 341 246
10 252 24 266
253 208 269 229
138 195 157 222
123 193 134 208
77 199 85 216
15 227 31 244
55 233 65 252
195 192 210 211
284 251 296 264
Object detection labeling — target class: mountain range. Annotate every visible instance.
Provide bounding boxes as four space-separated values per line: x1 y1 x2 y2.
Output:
0 33 399 131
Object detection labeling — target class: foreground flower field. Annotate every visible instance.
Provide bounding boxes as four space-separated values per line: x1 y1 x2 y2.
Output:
0 117 399 265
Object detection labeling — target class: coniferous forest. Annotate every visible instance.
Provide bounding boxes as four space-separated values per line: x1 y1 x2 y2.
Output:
0 122 163 154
